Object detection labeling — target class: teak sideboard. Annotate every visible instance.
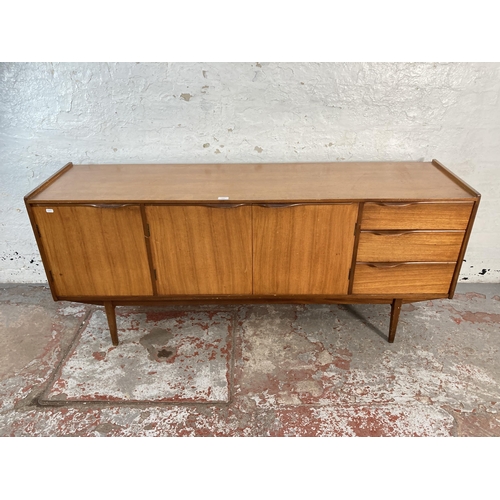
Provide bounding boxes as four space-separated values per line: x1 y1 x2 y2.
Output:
24 160 480 345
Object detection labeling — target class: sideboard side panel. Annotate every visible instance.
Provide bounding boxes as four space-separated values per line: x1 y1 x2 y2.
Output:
253 204 358 295
448 197 481 297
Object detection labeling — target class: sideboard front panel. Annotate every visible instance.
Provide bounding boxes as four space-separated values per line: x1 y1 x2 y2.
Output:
361 202 473 230
352 263 456 294
357 231 464 262
32 205 153 297
146 205 253 295
252 204 358 295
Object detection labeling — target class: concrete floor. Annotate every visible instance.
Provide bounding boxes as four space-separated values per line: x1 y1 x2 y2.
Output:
0 283 499 436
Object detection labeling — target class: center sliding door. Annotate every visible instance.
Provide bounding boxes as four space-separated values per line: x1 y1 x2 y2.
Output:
146 205 252 295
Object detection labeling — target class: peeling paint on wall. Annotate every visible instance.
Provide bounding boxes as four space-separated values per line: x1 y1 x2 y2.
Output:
0 62 499 283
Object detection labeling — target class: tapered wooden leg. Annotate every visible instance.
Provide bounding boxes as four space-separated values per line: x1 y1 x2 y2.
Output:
104 302 119 346
388 299 402 343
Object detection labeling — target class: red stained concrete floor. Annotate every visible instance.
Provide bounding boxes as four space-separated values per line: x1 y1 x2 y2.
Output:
0 283 499 436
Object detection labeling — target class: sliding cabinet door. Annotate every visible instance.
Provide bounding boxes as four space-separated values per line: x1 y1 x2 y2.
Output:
32 205 153 297
146 205 252 295
253 204 358 295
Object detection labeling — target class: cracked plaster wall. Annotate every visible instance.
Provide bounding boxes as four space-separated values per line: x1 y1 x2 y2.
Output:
0 62 499 283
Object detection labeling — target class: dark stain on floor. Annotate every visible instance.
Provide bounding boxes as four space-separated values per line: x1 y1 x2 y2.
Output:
139 327 175 362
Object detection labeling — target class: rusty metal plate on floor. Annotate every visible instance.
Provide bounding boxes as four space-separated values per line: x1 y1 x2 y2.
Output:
44 309 233 403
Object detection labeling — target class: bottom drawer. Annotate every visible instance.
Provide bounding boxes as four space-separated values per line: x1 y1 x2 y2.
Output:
352 263 456 294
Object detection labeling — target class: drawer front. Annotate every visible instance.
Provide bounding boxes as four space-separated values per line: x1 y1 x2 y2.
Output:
357 231 464 262
361 202 473 230
352 263 456 294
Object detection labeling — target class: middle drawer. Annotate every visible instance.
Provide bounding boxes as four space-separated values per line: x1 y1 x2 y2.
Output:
357 230 464 262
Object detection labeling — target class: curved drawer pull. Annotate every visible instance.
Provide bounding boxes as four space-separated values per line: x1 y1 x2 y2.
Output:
197 203 247 208
256 203 353 208
369 231 413 236
256 203 307 208
366 263 406 268
373 202 417 208
83 204 135 208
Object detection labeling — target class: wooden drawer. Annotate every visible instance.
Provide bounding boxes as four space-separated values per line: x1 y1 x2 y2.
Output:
352 263 456 294
357 231 464 262
361 202 473 230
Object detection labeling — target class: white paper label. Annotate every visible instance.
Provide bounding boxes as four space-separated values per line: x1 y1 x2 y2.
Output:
218 196 229 200
46 209 54 213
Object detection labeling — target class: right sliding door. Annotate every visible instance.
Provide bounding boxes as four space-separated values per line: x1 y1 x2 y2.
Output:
252 204 358 295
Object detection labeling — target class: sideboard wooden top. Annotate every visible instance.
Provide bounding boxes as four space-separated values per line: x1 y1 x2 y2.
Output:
28 161 478 203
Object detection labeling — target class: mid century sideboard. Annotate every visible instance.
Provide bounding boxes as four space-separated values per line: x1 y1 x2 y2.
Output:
24 160 480 345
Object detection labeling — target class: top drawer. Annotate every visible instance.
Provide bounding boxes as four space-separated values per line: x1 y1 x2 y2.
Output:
361 202 473 230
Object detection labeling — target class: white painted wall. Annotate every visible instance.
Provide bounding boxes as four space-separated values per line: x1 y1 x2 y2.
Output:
1 62 499 283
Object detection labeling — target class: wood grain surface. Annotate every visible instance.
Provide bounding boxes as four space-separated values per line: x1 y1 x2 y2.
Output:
253 204 358 294
352 263 456 294
146 205 252 294
361 202 473 230
29 162 476 202
32 205 153 296
25 160 481 344
357 231 464 262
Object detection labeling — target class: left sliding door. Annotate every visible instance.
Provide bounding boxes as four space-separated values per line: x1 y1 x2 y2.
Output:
32 205 153 297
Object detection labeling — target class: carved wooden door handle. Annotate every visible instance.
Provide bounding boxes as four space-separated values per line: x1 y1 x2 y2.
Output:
82 204 135 208
366 263 406 268
374 202 417 207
